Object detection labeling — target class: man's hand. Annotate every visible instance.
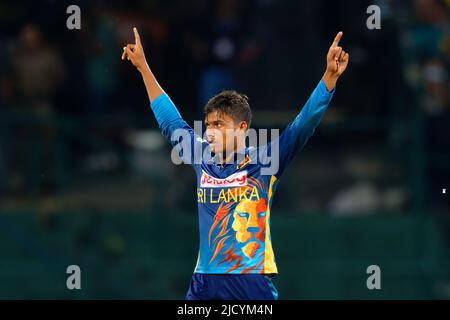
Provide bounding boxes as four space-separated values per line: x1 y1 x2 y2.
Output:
122 27 148 73
122 27 164 102
322 31 349 92
326 31 349 76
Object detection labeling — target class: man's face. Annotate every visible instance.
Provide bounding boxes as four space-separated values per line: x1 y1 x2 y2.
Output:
205 111 246 155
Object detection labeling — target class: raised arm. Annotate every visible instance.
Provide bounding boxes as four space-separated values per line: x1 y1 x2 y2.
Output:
122 27 164 102
122 27 188 144
122 28 207 165
322 31 349 92
271 31 350 178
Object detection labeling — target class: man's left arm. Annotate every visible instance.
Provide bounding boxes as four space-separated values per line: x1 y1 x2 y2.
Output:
273 31 350 178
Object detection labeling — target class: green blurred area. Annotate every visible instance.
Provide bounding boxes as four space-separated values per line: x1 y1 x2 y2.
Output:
1 211 449 299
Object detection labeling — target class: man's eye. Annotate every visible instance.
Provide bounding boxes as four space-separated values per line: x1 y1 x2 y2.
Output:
237 212 247 218
259 212 266 217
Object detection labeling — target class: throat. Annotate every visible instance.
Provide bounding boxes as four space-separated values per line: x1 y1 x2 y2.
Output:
216 144 246 165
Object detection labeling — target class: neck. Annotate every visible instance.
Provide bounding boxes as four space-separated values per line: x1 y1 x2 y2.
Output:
217 142 246 165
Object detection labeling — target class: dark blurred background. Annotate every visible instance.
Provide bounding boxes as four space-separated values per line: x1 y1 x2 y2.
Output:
0 0 449 299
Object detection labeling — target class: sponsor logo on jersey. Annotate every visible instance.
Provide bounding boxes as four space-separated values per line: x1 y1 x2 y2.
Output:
200 170 247 188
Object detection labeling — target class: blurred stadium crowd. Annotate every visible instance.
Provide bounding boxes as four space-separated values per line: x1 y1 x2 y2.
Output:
0 0 448 216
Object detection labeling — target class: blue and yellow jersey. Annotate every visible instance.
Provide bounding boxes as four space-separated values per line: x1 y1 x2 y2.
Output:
149 79 335 274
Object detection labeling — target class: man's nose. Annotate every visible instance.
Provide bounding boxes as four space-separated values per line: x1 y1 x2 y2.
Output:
206 129 214 138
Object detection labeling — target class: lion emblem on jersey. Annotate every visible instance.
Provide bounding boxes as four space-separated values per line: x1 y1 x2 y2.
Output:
208 178 275 273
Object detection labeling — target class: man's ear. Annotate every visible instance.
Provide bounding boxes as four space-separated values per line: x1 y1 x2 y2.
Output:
238 121 248 132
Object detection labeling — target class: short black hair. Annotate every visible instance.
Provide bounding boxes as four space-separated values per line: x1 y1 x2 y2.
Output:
204 90 252 127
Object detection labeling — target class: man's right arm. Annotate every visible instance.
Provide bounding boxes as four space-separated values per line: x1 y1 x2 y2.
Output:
122 27 164 103
122 27 206 163
122 27 188 142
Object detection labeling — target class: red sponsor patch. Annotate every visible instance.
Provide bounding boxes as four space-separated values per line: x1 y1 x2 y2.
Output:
201 171 247 188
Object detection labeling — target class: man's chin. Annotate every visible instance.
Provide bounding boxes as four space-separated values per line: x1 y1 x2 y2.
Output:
209 145 223 155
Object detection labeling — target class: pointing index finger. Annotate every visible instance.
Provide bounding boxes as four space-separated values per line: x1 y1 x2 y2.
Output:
133 27 141 45
331 31 343 48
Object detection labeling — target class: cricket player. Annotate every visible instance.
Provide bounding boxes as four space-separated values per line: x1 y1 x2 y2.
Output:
122 27 349 300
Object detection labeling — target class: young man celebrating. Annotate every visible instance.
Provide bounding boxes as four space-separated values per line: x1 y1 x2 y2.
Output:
122 27 349 300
